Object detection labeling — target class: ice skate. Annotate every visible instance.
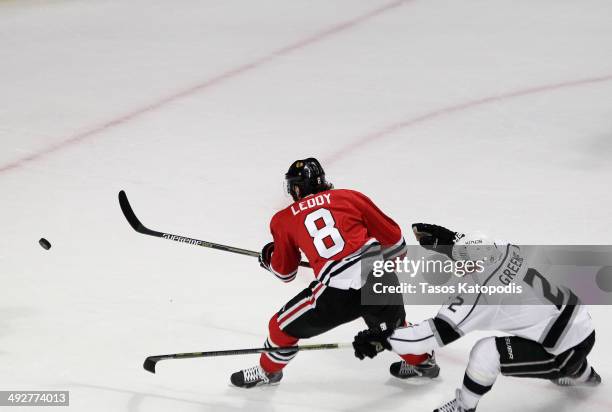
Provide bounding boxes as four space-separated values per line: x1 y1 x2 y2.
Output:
230 365 283 388
390 353 440 379
433 389 476 412
552 367 602 387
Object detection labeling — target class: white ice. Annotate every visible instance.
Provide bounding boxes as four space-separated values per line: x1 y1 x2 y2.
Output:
1 0 612 411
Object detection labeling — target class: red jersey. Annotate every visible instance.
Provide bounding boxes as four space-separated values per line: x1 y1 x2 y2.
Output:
268 189 406 288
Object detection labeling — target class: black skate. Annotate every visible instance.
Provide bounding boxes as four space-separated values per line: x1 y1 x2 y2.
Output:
552 367 602 387
390 353 440 379
434 389 476 412
230 365 283 388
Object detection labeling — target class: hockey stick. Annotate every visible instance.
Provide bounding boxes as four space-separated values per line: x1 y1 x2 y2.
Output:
118 190 310 267
143 342 352 373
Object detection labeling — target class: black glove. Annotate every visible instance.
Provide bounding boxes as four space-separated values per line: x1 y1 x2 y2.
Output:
412 223 463 259
353 325 394 360
259 242 274 271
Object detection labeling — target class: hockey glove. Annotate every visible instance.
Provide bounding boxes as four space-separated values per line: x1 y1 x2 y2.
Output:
353 325 394 360
258 242 275 271
412 223 464 259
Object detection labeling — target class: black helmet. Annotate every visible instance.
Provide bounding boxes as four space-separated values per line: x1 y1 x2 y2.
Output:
285 157 332 201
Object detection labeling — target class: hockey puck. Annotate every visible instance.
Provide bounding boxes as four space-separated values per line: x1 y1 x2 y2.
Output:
39 238 51 250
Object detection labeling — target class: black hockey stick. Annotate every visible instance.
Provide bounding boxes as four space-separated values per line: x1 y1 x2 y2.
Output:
118 190 310 267
143 342 351 373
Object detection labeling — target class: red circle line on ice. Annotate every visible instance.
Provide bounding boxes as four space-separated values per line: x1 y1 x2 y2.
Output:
1 0 612 174
324 73 612 165
0 0 408 175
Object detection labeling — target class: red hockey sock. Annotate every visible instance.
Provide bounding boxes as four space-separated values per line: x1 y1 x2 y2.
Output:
398 319 429 365
260 313 299 373
400 353 429 365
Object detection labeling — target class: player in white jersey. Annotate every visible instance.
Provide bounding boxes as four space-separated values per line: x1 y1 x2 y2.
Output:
352 223 601 412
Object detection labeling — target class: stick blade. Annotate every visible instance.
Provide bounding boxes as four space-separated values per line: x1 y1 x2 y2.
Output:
118 190 144 232
143 357 159 374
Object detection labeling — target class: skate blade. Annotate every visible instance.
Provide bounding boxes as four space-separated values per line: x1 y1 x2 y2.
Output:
388 376 438 386
228 381 282 389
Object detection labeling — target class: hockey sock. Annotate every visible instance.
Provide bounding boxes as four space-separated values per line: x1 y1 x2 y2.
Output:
460 337 500 409
398 320 432 365
260 313 299 373
400 353 430 365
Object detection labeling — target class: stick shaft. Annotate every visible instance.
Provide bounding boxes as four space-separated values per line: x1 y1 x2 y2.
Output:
165 343 350 358
143 343 352 373
118 190 310 267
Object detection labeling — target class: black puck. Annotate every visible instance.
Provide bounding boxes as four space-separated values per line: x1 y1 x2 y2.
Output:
39 238 51 250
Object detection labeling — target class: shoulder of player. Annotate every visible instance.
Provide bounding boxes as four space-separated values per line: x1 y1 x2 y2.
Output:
330 188 368 200
270 207 292 226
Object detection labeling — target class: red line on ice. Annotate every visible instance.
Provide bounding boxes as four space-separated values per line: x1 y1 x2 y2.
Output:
325 74 612 165
0 0 408 175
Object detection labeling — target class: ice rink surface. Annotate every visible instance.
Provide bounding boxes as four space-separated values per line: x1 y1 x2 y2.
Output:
2 0 612 410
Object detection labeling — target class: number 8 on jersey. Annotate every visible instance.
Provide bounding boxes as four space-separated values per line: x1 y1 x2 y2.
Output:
304 208 345 259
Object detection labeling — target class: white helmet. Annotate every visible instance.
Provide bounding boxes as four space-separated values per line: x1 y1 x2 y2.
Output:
452 232 505 268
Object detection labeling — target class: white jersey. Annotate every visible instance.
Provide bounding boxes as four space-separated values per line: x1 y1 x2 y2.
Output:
389 244 594 356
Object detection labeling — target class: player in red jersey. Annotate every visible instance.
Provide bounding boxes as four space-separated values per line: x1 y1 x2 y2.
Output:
230 158 439 387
